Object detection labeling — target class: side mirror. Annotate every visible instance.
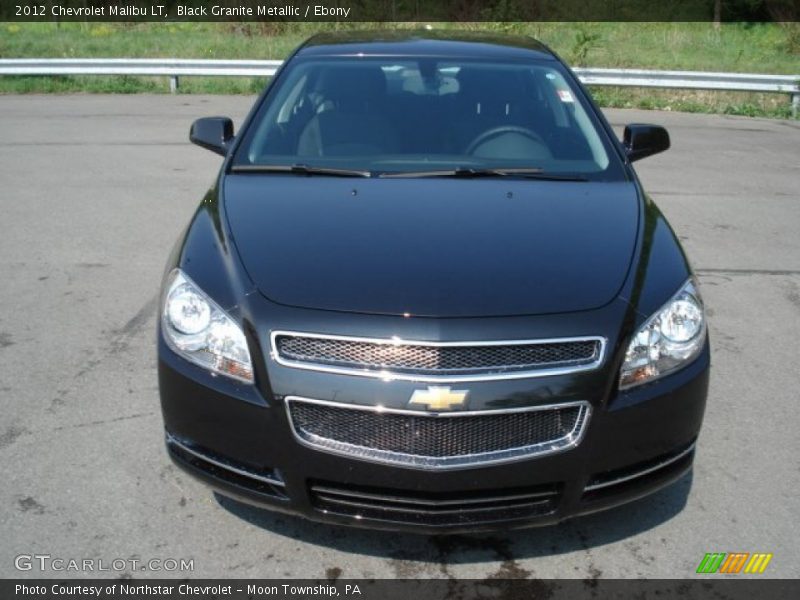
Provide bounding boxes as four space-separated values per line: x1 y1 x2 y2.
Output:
623 124 670 162
190 117 234 156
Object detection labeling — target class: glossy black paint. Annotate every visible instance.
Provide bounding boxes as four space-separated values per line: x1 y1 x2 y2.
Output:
297 30 556 61
624 124 671 162
224 177 639 317
189 116 234 156
158 32 709 532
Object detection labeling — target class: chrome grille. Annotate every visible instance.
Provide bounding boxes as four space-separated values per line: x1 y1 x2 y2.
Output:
287 397 590 469
272 331 604 382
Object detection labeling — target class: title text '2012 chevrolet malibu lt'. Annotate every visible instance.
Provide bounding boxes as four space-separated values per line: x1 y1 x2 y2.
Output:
158 32 710 533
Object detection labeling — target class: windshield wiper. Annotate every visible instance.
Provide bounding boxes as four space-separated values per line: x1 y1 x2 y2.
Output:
380 167 533 178
231 164 372 178
379 167 587 181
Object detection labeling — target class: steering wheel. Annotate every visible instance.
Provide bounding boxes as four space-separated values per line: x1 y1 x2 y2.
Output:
465 126 546 156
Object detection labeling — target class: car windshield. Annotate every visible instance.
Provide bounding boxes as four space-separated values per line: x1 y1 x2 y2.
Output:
233 57 625 180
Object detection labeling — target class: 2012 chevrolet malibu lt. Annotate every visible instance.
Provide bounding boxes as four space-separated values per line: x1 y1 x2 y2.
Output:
158 32 710 532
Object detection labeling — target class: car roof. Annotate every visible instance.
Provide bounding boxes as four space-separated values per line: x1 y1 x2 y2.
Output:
296 30 558 61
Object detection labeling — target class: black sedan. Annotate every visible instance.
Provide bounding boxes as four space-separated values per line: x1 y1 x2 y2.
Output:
158 31 709 533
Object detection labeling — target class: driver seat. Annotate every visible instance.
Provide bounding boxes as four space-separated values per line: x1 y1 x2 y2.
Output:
297 66 397 157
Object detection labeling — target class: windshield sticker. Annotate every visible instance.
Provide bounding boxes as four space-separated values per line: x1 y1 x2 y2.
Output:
557 89 575 103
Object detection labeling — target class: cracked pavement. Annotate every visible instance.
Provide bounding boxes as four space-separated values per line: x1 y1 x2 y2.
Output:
0 95 798 579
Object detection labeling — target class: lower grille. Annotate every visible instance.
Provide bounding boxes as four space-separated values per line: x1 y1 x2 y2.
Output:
310 480 561 527
287 397 590 469
166 433 287 499
582 441 696 502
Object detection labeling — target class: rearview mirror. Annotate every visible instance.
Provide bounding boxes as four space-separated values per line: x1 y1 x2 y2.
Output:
190 117 234 156
623 124 670 162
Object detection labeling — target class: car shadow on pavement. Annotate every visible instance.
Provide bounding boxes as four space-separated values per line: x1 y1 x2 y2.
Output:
214 471 693 566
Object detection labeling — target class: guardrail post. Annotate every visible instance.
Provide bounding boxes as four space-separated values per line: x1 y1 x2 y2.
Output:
792 93 799 119
169 75 179 94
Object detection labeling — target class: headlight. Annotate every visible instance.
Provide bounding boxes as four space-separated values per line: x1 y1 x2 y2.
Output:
161 269 253 383
619 278 706 389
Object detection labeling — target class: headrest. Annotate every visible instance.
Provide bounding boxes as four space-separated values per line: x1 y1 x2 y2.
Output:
457 68 524 99
317 65 388 104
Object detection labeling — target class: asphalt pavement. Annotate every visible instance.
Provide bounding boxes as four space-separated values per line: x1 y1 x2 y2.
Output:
0 95 798 579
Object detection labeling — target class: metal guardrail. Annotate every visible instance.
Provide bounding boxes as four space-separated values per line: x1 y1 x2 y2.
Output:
0 58 283 92
0 58 797 116
573 67 800 118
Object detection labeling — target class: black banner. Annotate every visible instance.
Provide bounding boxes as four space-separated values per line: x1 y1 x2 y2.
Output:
2 0 799 22
3 579 800 600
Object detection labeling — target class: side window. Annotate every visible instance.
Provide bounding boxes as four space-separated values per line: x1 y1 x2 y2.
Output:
276 74 309 124
533 70 569 128
540 69 609 169
247 66 315 161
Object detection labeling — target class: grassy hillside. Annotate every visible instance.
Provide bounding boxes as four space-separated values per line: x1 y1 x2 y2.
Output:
1 22 798 117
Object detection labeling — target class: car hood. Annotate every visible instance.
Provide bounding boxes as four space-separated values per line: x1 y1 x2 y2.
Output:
223 175 639 318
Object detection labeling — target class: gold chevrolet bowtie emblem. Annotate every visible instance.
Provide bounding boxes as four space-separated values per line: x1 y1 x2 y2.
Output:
408 386 469 411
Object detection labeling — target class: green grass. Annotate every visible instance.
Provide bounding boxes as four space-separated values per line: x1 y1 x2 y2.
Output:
590 87 795 119
1 22 797 117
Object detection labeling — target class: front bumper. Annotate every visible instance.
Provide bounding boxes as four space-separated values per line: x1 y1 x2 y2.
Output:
158 333 709 533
